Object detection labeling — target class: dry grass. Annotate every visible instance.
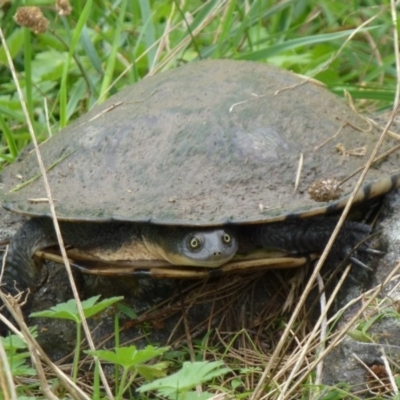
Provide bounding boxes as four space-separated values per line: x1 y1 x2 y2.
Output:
1 1 400 399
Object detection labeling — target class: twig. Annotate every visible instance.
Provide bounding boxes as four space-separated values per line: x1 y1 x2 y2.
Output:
381 349 398 395
315 274 327 387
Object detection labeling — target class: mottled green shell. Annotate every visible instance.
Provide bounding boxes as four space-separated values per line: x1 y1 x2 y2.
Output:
1 60 399 225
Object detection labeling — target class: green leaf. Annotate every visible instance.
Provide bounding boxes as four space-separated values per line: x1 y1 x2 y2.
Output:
0 29 25 64
231 378 242 390
1 327 37 349
346 329 373 343
138 361 231 396
1 331 37 377
7 354 36 376
30 295 123 322
31 51 70 82
135 362 170 381
116 302 138 320
183 391 217 400
86 345 169 371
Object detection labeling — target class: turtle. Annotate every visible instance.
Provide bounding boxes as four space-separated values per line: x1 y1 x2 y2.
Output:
1 59 400 293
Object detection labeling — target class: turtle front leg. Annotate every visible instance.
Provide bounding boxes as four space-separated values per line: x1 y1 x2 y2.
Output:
238 219 372 264
2 217 57 294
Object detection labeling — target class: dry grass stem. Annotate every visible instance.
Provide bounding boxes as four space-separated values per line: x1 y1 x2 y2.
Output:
0 26 113 399
313 124 345 151
338 142 400 188
381 351 399 395
292 261 400 397
367 116 400 141
315 273 327 386
1 2 399 397
0 245 8 286
253 146 381 398
97 1 224 101
271 265 350 388
293 153 303 193
88 102 123 122
311 12 382 81
385 269 400 299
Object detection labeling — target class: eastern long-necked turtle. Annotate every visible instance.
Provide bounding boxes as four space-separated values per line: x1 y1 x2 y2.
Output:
1 60 400 290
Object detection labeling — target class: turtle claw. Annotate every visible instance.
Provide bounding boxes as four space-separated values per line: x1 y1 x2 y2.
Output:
360 248 385 256
349 256 373 271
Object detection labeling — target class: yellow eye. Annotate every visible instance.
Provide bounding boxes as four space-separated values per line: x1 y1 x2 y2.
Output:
222 233 231 244
189 236 201 250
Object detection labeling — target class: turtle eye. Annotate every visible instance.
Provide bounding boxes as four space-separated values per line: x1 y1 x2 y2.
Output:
222 233 231 244
188 236 201 251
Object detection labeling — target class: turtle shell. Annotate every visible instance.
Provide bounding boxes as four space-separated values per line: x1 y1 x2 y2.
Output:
1 60 399 225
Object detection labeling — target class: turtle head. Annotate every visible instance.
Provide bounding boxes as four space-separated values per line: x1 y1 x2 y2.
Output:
144 227 238 268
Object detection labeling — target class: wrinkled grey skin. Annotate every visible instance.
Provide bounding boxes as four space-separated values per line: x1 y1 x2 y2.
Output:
3 216 369 295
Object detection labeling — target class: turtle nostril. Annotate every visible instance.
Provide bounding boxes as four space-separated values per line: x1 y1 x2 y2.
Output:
213 251 221 256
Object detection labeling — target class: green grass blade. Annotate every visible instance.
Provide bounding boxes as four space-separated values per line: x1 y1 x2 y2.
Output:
0 113 17 160
237 28 377 61
80 25 103 74
59 0 93 128
139 0 157 68
99 0 128 102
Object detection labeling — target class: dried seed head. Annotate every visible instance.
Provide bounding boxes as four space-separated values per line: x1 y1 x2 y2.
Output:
308 178 343 202
56 0 72 16
14 6 49 34
366 364 391 394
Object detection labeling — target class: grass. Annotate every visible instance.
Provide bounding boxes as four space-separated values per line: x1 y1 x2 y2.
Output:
0 0 398 164
1 0 400 399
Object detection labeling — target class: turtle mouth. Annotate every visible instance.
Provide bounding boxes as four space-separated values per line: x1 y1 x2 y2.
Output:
164 252 236 268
